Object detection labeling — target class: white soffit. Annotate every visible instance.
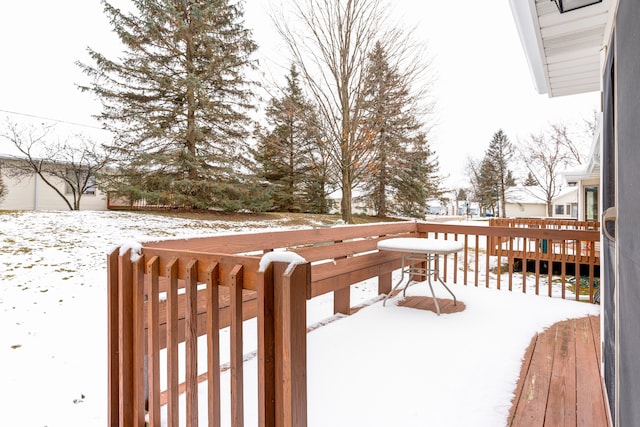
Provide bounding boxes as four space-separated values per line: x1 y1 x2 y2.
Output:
509 0 612 97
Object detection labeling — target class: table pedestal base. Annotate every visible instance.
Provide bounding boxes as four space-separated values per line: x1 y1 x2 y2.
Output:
382 252 456 316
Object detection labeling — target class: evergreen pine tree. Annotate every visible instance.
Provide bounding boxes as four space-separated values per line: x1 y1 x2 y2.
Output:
78 0 264 210
302 137 334 214
361 41 436 217
255 65 320 212
393 133 442 218
475 156 499 216
523 171 538 186
485 129 515 217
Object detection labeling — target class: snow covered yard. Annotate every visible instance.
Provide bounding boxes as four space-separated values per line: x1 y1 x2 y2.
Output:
0 211 599 426
0 210 311 426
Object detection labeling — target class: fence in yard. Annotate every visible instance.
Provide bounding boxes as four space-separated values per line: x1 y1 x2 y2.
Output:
107 220 601 426
107 192 188 211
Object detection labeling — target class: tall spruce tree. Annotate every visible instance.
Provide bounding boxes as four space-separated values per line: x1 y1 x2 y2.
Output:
303 139 334 214
485 129 515 217
275 0 434 222
392 132 442 218
78 0 265 210
255 65 320 212
361 41 437 218
523 171 538 186
475 156 499 216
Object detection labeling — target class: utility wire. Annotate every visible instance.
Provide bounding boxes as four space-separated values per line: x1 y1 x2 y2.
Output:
0 108 106 131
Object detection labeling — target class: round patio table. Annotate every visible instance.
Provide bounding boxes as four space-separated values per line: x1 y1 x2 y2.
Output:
378 237 464 315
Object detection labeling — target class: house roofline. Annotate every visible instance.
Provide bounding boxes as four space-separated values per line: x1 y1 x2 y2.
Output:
508 0 549 95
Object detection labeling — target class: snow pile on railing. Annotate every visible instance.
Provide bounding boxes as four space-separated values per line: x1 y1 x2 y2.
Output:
258 251 307 275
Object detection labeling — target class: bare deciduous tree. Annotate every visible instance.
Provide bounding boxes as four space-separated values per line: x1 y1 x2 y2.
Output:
520 127 575 217
0 120 111 210
273 0 433 222
0 167 7 203
519 120 595 216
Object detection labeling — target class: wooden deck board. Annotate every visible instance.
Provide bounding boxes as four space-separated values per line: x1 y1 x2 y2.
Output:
509 315 608 427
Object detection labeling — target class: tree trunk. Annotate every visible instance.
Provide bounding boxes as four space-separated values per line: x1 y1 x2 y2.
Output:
341 178 353 224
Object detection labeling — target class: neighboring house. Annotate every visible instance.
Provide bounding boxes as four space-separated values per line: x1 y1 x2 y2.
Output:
0 155 108 211
504 186 548 218
510 0 639 424
504 185 579 219
551 186 579 219
425 199 447 215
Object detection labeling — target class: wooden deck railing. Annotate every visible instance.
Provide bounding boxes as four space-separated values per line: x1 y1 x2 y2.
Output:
108 249 310 427
107 220 601 426
417 222 600 302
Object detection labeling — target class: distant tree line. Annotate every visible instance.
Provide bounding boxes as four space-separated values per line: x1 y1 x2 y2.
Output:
463 117 595 217
5 0 594 218
65 0 440 220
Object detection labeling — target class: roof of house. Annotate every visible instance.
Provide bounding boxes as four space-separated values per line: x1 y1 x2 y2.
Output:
508 0 615 97
505 186 547 205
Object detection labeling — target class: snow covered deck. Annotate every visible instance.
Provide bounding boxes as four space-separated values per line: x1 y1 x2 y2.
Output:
509 315 608 426
107 219 603 426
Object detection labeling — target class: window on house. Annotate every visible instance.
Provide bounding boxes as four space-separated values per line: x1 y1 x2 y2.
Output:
65 169 96 195
555 205 565 215
570 203 578 218
585 186 598 221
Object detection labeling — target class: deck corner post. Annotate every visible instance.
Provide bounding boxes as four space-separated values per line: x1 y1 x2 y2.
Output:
117 248 136 427
107 248 120 427
258 264 276 427
275 262 309 427
333 287 350 315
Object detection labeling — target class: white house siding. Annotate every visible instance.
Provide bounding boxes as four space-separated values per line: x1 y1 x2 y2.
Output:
504 186 547 218
504 203 547 218
551 187 578 219
0 162 108 211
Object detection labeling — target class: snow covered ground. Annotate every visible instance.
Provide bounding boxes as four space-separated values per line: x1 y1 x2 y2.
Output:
0 211 599 426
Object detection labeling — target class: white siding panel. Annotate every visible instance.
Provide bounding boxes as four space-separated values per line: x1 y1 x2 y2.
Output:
1 163 108 211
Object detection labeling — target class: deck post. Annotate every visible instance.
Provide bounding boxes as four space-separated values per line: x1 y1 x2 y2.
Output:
378 271 391 295
333 287 350 315
258 263 276 427
275 262 309 427
107 249 120 427
117 249 135 427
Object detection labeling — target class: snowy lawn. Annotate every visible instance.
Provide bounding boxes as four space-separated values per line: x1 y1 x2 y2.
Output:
0 211 599 426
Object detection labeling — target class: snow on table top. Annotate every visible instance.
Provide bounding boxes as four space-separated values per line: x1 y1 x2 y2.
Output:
377 237 463 254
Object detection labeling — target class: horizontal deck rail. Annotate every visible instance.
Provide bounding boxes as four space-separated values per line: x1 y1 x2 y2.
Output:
108 219 601 426
417 222 600 302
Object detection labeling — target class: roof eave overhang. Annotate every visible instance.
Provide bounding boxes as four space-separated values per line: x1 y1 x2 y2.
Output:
509 0 616 98
508 0 549 95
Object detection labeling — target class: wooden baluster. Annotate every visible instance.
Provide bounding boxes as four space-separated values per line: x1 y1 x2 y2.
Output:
118 249 134 427
230 265 244 427
146 256 161 427
133 255 146 426
166 257 179 427
185 259 199 427
107 249 119 427
207 263 221 427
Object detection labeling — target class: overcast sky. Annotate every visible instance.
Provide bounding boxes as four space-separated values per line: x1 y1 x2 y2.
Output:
0 0 599 188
